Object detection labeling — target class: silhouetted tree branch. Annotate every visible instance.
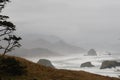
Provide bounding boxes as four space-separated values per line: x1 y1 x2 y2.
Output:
0 0 22 57
2 35 21 56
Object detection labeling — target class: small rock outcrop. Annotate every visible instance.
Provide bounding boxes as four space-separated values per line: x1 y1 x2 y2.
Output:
80 62 95 67
37 59 55 68
100 60 120 69
87 49 97 56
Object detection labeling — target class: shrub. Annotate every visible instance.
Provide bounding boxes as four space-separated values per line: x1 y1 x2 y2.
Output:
0 57 27 76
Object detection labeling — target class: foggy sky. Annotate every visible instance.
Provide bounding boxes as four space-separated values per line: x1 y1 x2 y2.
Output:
3 0 120 52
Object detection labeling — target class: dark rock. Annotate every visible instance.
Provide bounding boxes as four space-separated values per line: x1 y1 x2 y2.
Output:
100 60 120 69
87 49 97 56
80 62 95 67
37 59 55 68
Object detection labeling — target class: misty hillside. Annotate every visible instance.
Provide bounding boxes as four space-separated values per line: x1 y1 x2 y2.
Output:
0 55 119 80
51 39 85 53
13 34 85 57
12 48 61 57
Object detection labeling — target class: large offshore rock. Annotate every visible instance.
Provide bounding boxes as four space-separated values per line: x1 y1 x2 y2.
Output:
37 59 55 68
100 60 120 69
87 49 97 56
80 62 95 67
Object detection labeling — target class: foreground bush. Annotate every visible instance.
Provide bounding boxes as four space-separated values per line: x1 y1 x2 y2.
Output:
0 57 27 76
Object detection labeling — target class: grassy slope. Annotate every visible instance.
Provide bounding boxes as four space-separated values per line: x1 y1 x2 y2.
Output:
0 55 120 80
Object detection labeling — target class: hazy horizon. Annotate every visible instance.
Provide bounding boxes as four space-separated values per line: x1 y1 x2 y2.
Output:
3 0 120 53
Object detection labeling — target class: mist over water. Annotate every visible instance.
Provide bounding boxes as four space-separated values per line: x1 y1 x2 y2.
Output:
3 0 120 53
1 0 120 78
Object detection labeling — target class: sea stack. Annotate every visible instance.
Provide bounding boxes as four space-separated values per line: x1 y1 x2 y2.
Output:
87 49 97 56
37 59 55 68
